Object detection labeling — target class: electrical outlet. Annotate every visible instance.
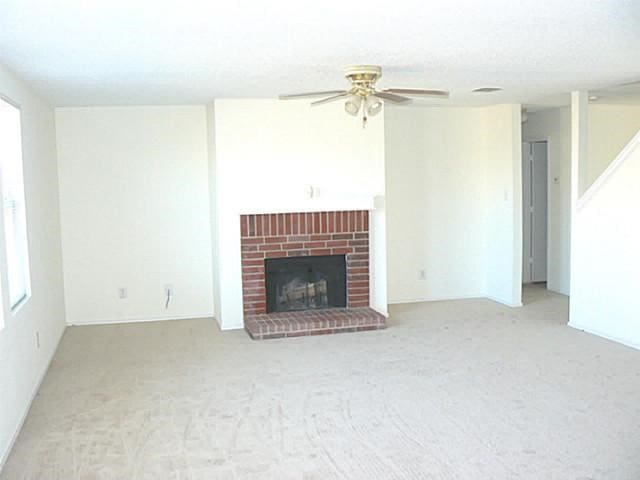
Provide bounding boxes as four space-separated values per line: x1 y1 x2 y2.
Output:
164 284 173 296
118 287 127 299
419 269 427 280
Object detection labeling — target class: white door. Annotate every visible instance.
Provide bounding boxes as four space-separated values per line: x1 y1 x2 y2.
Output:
522 141 548 283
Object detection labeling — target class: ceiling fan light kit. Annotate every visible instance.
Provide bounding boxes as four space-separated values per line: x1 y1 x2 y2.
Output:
279 65 449 128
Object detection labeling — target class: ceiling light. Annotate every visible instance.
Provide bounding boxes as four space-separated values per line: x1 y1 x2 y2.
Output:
589 95 599 101
366 98 383 116
472 87 503 93
344 96 362 116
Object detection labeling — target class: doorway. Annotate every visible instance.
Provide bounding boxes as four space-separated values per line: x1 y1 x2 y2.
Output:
522 141 548 284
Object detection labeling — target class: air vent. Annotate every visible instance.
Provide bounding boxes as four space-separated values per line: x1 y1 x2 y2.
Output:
472 87 503 93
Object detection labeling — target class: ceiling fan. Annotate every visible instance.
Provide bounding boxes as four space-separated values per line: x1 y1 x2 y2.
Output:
279 65 449 127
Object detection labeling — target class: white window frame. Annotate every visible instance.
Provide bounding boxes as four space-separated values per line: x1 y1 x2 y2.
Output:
0 94 32 317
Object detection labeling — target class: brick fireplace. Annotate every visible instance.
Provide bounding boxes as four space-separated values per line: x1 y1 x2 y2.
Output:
240 210 386 339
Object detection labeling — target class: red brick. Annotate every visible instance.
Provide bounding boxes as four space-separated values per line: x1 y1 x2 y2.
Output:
348 274 369 282
348 288 369 295
243 259 265 267
242 266 263 274
243 287 264 295
277 213 285 235
349 239 368 247
355 232 369 239
331 247 352 255
259 243 281 251
247 215 256 236
349 293 369 301
349 299 369 307
349 267 369 275
348 253 369 261
241 237 265 245
242 273 265 281
264 236 287 243
287 250 309 257
243 294 265 302
292 213 299 235
288 234 310 242
242 252 265 259
326 240 348 248
354 246 369 253
332 233 353 240
282 242 303 250
265 250 288 258
240 216 249 237
340 211 348 231
363 211 369 231
304 241 326 249
309 248 331 256
346 261 368 268
241 244 259 252
310 234 332 241
324 212 330 232
270 215 277 236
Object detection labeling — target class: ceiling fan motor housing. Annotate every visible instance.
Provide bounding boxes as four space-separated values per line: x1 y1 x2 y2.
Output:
344 65 382 96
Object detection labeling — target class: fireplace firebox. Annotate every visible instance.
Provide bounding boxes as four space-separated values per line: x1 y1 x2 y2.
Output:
265 255 346 313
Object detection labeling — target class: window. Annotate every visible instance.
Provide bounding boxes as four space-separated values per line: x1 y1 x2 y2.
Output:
0 97 31 310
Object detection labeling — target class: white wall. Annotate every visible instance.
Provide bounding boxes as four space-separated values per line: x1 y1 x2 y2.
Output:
522 107 571 295
55 106 214 325
385 105 522 306
483 104 523 306
206 104 222 322
570 130 640 348
385 106 488 303
0 64 66 468
588 104 640 187
211 99 387 328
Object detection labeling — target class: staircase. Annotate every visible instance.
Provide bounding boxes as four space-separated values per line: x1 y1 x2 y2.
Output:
569 129 640 348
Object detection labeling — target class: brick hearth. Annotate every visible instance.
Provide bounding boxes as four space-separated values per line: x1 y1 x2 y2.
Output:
245 307 386 340
240 210 386 339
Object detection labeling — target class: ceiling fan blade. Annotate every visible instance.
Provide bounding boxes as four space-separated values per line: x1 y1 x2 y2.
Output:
372 92 412 104
310 92 350 106
279 90 347 100
383 88 449 98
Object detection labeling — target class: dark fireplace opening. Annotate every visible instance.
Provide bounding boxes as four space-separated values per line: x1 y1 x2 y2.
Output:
265 255 346 313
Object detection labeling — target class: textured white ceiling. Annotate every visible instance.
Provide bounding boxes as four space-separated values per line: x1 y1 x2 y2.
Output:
0 0 639 107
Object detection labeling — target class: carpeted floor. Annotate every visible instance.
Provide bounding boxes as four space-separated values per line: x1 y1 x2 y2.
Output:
2 285 640 479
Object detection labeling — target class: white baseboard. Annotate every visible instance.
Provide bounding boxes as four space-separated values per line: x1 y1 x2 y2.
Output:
371 305 389 318
389 294 523 308
220 323 244 331
388 293 486 305
0 325 66 471
568 322 640 351
68 312 214 326
486 296 523 308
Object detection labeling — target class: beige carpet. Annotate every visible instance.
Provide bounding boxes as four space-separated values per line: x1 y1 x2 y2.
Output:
2 285 640 479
